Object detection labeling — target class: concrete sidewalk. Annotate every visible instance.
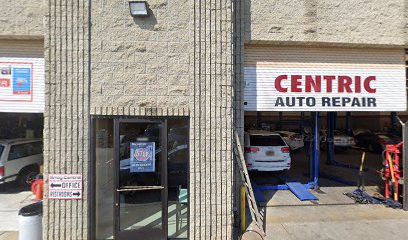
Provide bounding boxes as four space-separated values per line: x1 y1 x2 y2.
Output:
0 189 34 232
263 204 408 240
0 231 17 240
256 186 408 240
0 186 35 240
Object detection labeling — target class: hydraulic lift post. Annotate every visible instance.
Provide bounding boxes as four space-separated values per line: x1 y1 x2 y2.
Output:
346 112 352 136
310 112 320 187
300 112 305 133
327 112 335 165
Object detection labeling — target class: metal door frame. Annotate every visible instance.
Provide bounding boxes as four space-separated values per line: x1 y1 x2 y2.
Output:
113 118 168 240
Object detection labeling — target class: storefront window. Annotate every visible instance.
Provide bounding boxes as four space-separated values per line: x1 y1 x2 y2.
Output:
93 117 189 239
167 119 189 239
94 118 114 239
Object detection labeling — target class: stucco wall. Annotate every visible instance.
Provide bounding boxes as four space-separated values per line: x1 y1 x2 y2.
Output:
0 0 44 38
45 0 236 239
245 0 407 46
43 1 90 239
90 0 191 114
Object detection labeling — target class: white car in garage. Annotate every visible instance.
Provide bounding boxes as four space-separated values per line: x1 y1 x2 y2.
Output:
274 131 304 151
321 130 356 150
244 130 291 171
0 139 43 187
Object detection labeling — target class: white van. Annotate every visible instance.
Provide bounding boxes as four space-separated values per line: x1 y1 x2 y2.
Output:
0 139 43 187
244 130 291 171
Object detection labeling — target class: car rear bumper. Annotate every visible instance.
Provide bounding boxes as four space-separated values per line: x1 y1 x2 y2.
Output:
247 159 291 171
248 166 290 171
334 143 355 147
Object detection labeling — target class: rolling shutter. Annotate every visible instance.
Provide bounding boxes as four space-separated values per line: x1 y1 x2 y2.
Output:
0 39 44 113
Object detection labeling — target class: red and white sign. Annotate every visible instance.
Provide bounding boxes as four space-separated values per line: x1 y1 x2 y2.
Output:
0 58 44 113
48 174 83 200
244 48 407 112
245 67 406 112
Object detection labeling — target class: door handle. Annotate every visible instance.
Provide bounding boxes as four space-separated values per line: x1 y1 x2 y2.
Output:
116 186 164 192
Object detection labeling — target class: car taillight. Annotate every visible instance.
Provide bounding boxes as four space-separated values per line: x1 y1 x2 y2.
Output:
245 147 260 153
281 147 290 153
0 166 4 177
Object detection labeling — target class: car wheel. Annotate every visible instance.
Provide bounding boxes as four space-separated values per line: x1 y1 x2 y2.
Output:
17 167 39 188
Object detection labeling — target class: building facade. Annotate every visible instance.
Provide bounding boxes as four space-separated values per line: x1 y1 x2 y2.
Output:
1 0 407 239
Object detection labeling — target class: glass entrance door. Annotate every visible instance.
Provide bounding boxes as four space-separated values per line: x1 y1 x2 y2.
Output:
114 119 167 240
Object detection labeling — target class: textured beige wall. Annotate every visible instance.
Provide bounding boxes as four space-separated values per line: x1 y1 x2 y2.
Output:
43 1 90 239
90 0 191 114
44 0 236 239
0 0 44 38
245 0 407 46
90 0 236 239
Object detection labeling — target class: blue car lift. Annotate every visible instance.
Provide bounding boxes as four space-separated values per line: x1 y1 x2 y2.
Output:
252 112 320 202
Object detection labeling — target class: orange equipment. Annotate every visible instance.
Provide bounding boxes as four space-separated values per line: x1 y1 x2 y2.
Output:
31 179 44 201
380 142 403 201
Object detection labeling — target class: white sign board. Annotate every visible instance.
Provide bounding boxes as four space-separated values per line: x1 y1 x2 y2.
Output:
244 47 407 112
48 174 83 200
0 58 44 113
244 67 406 112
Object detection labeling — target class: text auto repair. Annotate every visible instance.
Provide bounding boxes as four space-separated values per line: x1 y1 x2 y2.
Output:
274 75 377 107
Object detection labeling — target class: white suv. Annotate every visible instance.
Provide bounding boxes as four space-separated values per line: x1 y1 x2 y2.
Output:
0 139 43 187
244 130 291 171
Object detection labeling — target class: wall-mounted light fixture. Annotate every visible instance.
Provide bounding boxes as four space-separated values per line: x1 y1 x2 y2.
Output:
129 1 149 17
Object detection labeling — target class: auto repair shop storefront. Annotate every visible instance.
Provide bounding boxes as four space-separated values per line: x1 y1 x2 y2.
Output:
243 45 407 206
42 0 408 239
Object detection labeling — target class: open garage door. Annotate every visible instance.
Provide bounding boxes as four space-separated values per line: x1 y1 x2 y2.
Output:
0 40 44 188
242 46 407 208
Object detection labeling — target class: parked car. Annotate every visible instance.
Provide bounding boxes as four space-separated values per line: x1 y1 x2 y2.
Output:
354 131 401 153
274 131 304 151
320 130 355 150
0 139 43 187
244 130 291 171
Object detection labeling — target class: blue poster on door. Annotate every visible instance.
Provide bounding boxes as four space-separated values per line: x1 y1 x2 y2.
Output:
130 142 155 173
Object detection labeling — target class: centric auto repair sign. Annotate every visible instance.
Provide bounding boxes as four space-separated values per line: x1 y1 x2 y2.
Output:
244 49 407 112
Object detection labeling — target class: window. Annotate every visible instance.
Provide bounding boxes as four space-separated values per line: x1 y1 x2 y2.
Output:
8 141 42 161
250 135 286 146
0 145 4 158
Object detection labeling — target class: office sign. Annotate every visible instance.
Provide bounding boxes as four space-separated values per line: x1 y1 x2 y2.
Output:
48 174 83 200
130 142 155 173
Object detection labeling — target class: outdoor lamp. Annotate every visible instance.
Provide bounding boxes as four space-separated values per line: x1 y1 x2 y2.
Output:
129 1 149 17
